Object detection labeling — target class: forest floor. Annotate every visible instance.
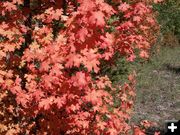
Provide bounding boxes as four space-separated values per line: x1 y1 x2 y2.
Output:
131 46 180 134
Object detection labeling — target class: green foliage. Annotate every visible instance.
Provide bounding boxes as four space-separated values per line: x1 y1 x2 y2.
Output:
153 0 180 39
100 56 131 85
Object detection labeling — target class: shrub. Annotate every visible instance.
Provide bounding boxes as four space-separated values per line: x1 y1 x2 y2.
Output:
0 0 159 134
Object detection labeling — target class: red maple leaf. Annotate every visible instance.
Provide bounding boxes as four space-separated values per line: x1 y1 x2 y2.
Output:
89 11 105 27
81 48 100 73
76 27 88 42
118 3 131 12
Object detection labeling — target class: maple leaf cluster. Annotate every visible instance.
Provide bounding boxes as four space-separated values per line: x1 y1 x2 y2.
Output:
0 0 160 134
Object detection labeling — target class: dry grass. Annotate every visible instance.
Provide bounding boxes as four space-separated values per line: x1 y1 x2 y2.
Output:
131 46 180 134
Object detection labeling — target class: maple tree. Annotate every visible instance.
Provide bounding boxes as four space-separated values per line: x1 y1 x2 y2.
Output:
0 0 160 134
